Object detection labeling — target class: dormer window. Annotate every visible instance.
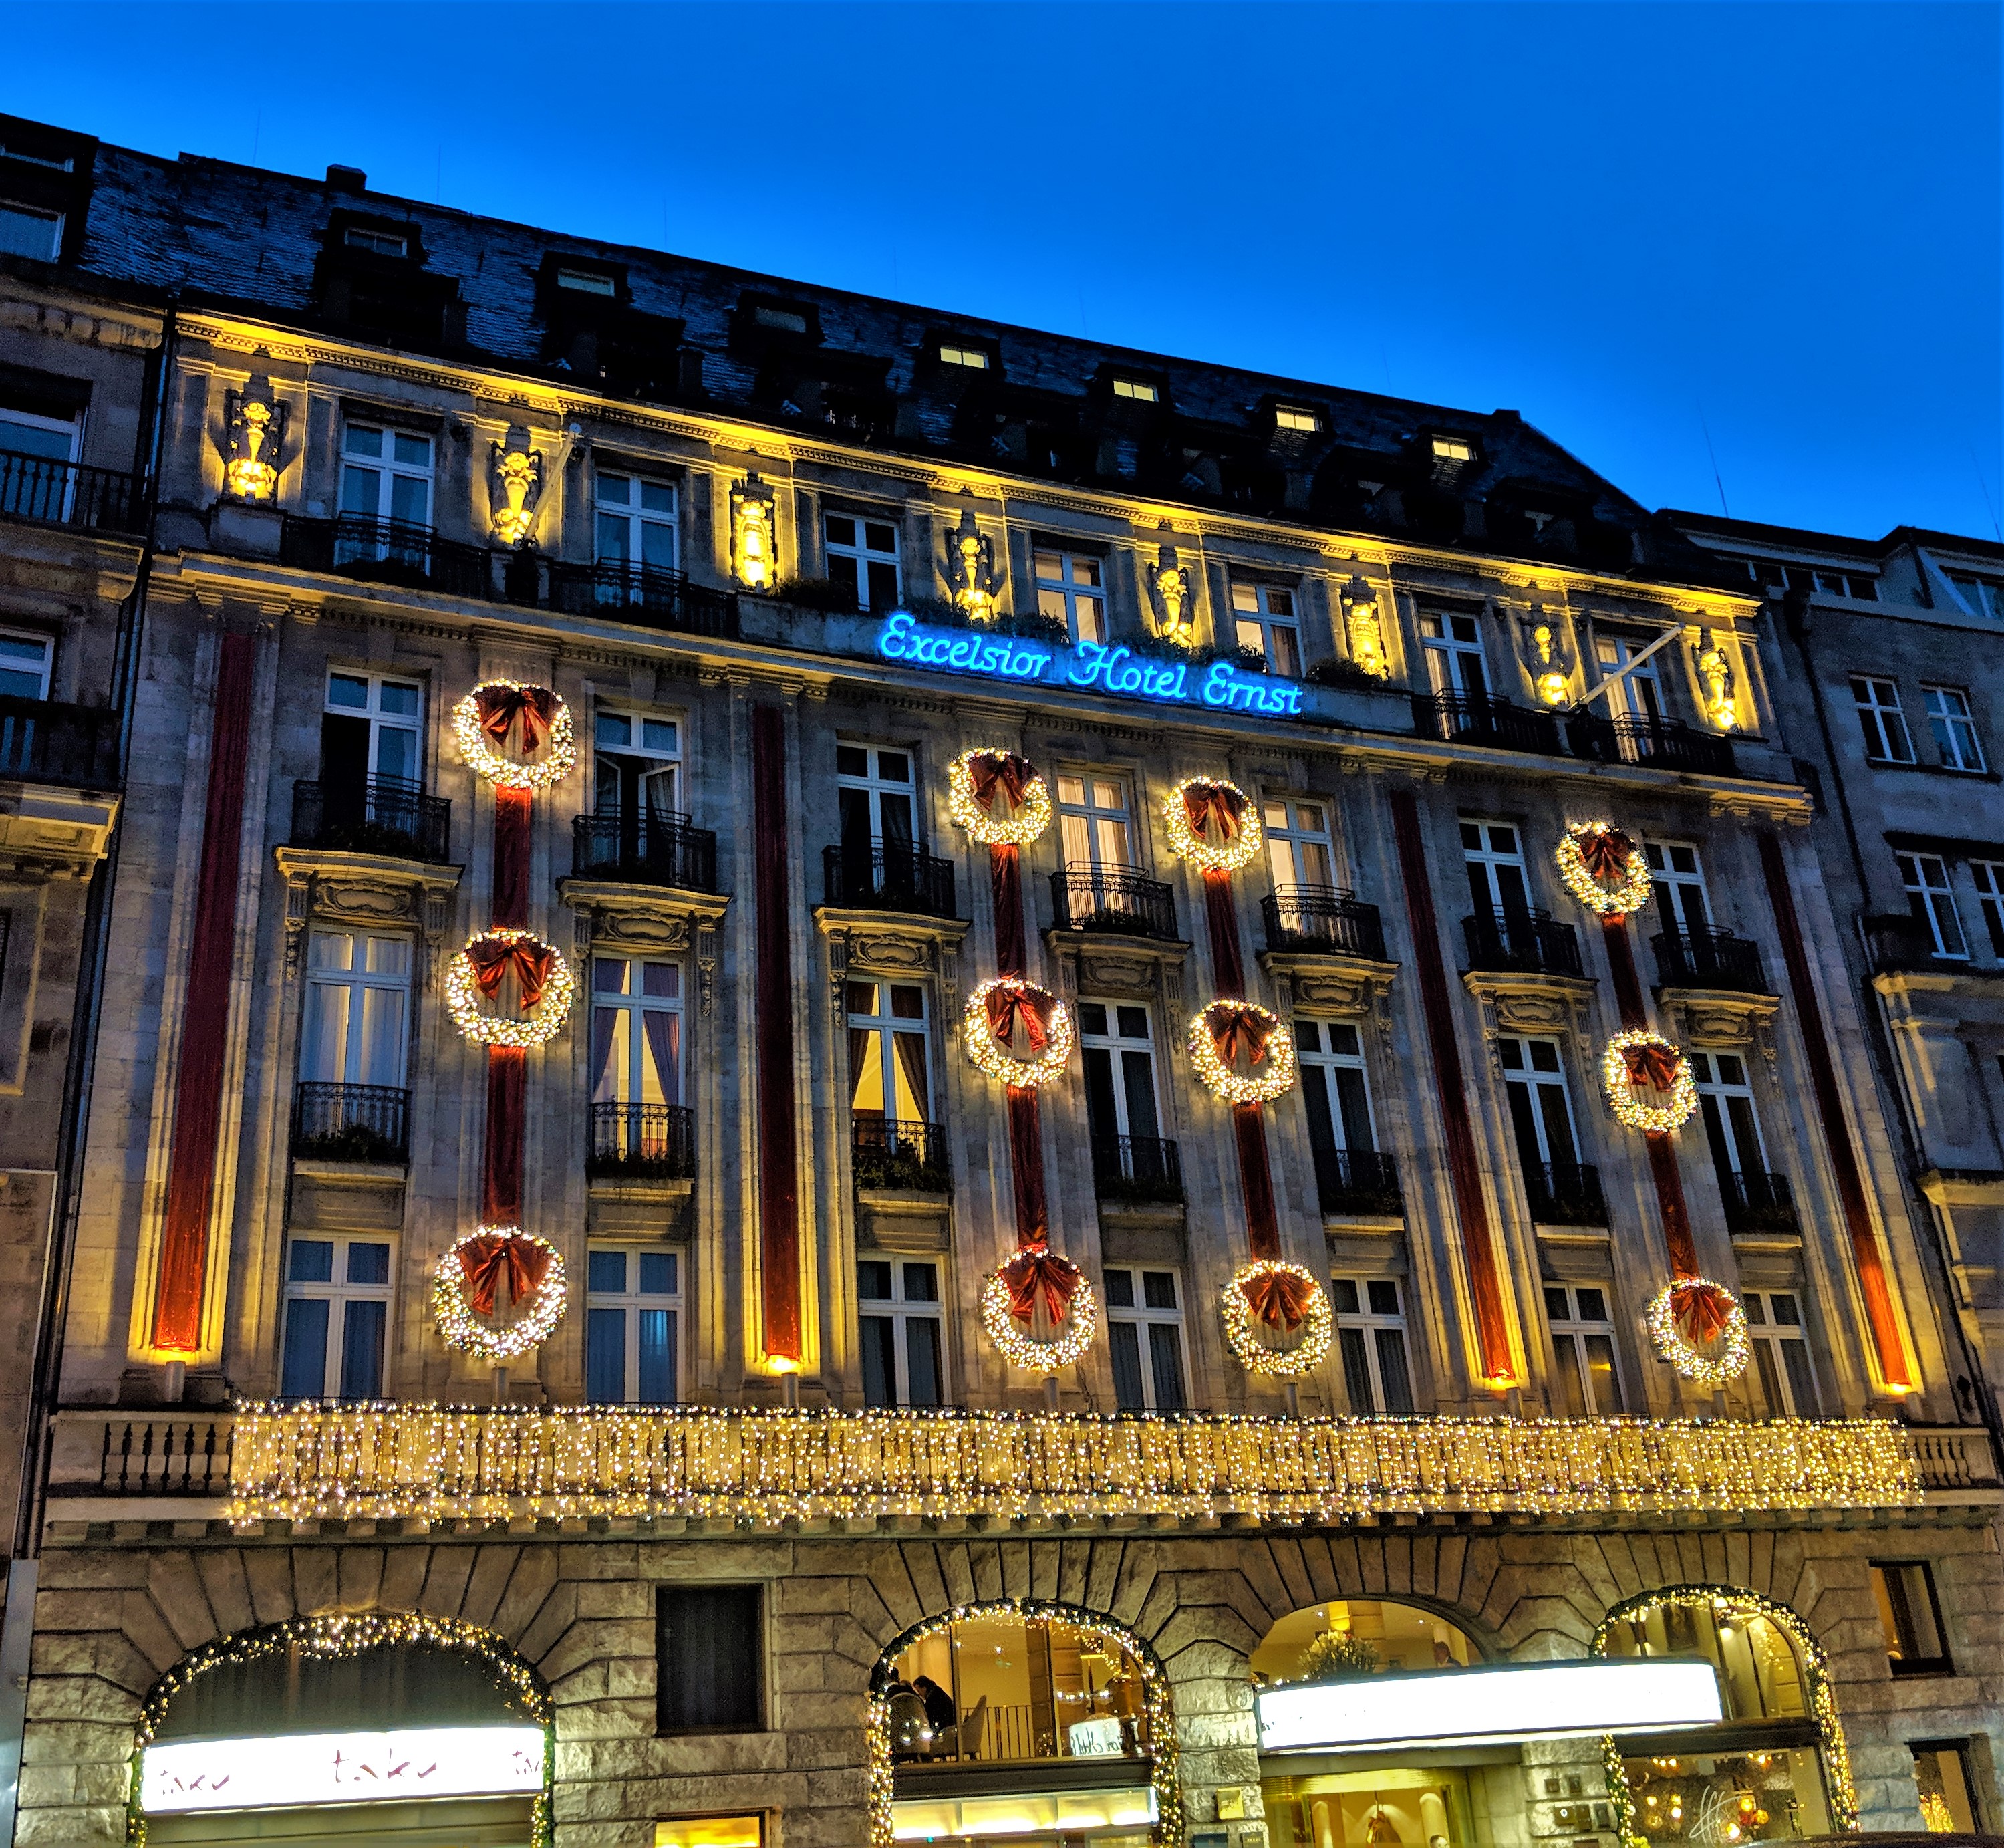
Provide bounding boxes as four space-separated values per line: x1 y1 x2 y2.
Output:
0 202 61 261
939 344 988 370
754 304 809 334
343 226 408 258
557 267 616 297
1275 406 1320 433
0 143 72 173
1112 378 1158 403
1431 435 1474 464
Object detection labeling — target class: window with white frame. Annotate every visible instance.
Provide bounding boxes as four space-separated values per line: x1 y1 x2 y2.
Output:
1544 1285 1624 1415
1297 1021 1377 1155
837 743 916 851
1644 839 1711 937
585 1244 679 1405
1971 862 2004 958
1461 818 1530 916
595 471 678 576
299 932 410 1088
1852 676 1916 763
589 958 683 1105
1231 583 1302 677
1034 548 1107 644
594 710 680 819
1077 1000 1163 1148
1743 1287 1820 1416
1056 773 1133 869
1949 575 2004 622
279 1235 392 1400
0 201 62 262
1924 685 1986 772
847 979 932 1128
0 631 52 700
1431 434 1474 465
824 511 901 612
1421 610 1487 697
0 390 78 464
339 422 432 527
1332 1277 1414 1413
1898 851 1967 959
323 670 422 786
343 225 408 257
1595 631 1667 721
1104 1268 1187 1410
1691 1050 1771 1198
1498 1036 1584 1175
1263 798 1336 890
858 1257 943 1407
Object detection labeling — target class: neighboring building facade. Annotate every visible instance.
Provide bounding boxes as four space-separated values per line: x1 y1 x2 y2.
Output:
0 120 1999 1848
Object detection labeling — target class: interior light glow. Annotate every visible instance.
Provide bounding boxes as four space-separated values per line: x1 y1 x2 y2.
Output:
891 1785 1157 1840
141 1725 546 1813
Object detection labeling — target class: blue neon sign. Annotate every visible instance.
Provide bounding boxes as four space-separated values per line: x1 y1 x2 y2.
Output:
873 612 1304 718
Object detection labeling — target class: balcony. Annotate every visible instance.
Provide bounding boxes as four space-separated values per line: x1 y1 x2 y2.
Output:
541 559 740 640
852 1117 951 1193
1091 1135 1184 1204
0 696 118 789
1525 1160 1608 1227
291 1082 410 1165
823 842 958 920
279 513 494 599
1313 1146 1403 1216
291 775 452 864
1412 690 1562 755
1262 886 1387 959
1569 712 1736 778
1050 864 1178 940
573 811 718 893
0 448 142 535
589 1101 696 1181
1721 1168 1800 1234
1653 925 1769 993
1462 908 1583 978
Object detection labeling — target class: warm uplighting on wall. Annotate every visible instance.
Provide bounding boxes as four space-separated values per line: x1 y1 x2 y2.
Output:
1695 629 1738 730
488 428 545 547
222 374 287 502
1339 574 1389 680
732 472 778 588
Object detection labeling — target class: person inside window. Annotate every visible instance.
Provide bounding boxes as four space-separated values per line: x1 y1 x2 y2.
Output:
912 1674 957 1754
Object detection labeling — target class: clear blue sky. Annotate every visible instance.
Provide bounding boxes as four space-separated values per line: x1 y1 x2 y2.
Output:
5 3 1998 542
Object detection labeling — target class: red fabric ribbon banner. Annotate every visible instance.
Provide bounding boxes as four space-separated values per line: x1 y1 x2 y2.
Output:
1001 1242 1079 1326
969 751 1036 815
1624 1040 1683 1093
1234 1102 1281 1259
482 1045 525 1226
457 1228 552 1317
476 683 559 755
1006 1085 1048 1245
492 786 532 930
1183 779 1250 850
1673 1278 1735 1346
468 936 556 1012
1204 870 1246 998
990 844 1026 978
1242 1260 1313 1331
1606 913 1704 1281
986 983 1052 1056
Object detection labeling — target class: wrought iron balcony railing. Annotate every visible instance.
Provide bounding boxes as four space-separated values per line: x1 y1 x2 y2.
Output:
573 811 719 893
1262 886 1387 960
1721 1168 1800 1234
542 559 740 639
1091 1134 1184 1204
823 842 957 919
589 1101 696 1181
1525 1160 1608 1227
291 1082 410 1165
1568 712 1736 778
0 696 118 789
1313 1146 1403 1216
290 775 452 864
1411 690 1562 755
1653 925 1769 993
0 448 142 534
1463 908 1583 978
1050 864 1178 939
851 1117 951 1193
279 513 494 599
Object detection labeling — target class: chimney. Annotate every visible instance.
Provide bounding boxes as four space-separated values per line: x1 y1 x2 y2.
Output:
325 164 367 194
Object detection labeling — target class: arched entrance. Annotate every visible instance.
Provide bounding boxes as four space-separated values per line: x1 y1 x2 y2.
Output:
1593 1587 1857 1841
130 1613 551 1848
867 1599 1178 1846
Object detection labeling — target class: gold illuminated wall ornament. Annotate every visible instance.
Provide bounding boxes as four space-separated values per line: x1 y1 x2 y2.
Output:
1695 629 1738 730
942 506 1002 621
730 471 778 588
1522 605 1572 706
1149 541 1197 640
488 427 545 548
221 374 287 502
1339 573 1390 680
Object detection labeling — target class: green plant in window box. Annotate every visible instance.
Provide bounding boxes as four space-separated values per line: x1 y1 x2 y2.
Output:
1300 1629 1381 1681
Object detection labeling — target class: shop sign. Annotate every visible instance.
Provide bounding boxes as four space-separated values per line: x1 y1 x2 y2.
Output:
1256 1657 1723 1754
141 1724 546 1813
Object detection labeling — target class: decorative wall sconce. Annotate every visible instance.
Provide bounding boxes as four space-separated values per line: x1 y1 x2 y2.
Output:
943 507 1002 622
221 374 287 503
1694 629 1737 730
487 427 545 549
1338 573 1390 680
1147 542 1196 640
731 472 778 589
1520 605 1572 706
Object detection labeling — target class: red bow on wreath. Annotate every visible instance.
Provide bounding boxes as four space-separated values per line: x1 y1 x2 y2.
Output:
1577 825 1636 883
468 936 557 1011
476 684 559 755
1622 1041 1683 1093
1206 1001 1272 1069
969 751 1036 814
986 984 1051 1055
1183 780 1249 848
1001 1245 1081 1327
1671 1279 1735 1347
1242 1267 1314 1332
458 1233 551 1317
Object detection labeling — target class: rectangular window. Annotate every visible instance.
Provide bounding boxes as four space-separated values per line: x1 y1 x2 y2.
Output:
1332 1277 1415 1413
1034 548 1107 644
1262 798 1336 891
1595 632 1667 722
1111 378 1157 402
1870 1562 1952 1676
1231 583 1302 678
1852 676 1915 763
1055 773 1132 869
1923 684 1986 772
1911 1744 1979 1835
557 267 615 295
1644 839 1711 936
1971 861 2004 958
1103 1268 1187 1411
1421 612 1487 697
1078 999 1162 1144
0 201 62 261
279 1235 392 1400
1431 435 1474 464
837 741 917 857
658 1585 764 1732
1898 851 1967 959
300 932 410 1088
0 630 53 701
339 422 433 529
1949 575 2004 622
752 304 807 333
939 344 988 369
0 392 78 467
343 226 408 257
1544 1284 1624 1416
584 1245 680 1405
595 471 679 578
1690 1048 1767 1186
1742 1289 1820 1418
323 670 423 787
824 511 901 612
594 709 681 819
589 958 683 1105
857 1257 944 1408
1499 1036 1585 1212
847 980 931 1127
1461 818 1530 917
1275 406 1320 432
1296 1020 1377 1154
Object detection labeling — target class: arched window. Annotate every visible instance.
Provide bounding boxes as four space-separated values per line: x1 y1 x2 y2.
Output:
1251 1599 1479 1685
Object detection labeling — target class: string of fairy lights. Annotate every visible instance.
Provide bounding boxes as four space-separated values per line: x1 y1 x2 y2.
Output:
442 928 576 1048
433 1228 567 1361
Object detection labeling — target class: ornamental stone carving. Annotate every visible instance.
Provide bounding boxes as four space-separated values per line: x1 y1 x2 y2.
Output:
223 374 288 502
275 848 461 980
1080 954 1155 998
488 426 545 547
942 508 1002 622
1518 603 1573 708
1695 629 1737 731
1147 542 1196 640
730 471 778 589
1339 574 1389 680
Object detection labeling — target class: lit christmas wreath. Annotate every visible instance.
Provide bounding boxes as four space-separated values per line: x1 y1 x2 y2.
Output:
432 1226 567 1361
1189 999 1297 1103
1555 821 1652 918
980 1246 1098 1369
1647 1277 1751 1387
948 749 1052 845
964 977 1075 1089
1602 1030 1698 1132
1221 1261 1332 1378
445 929 577 1047
1165 776 1264 873
452 680 577 789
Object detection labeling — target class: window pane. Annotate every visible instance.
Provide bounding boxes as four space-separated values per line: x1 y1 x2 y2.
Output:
1550 1337 1588 1417
1331 1278 1360 1316
904 1317 942 1407
586 1307 627 1404
1373 1327 1414 1414
587 1249 627 1293
1781 1340 1819 1416
1147 1324 1186 1412
1142 1271 1177 1311
658 1585 762 1732
857 1260 893 1300
280 1297 331 1398
1109 1321 1146 1410
288 1240 335 1285
639 1252 676 1295
1366 1280 1400 1317
902 1263 939 1303
339 1299 385 1400
637 1308 675 1404
1583 1335 1622 1413
859 1315 897 1407
392 432 430 467
345 1242 390 1286
1338 1326 1374 1411
1103 1269 1135 1309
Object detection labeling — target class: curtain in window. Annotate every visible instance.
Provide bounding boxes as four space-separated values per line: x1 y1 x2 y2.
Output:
848 1027 875 1115
893 1029 929 1122
591 1007 619 1101
642 1011 681 1107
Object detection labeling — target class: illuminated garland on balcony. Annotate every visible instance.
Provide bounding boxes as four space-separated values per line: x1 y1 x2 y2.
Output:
1647 1277 1751 1388
444 930 577 1048
1602 1030 1697 1132
963 977 1075 1088
1556 822 1653 918
432 1228 568 1361
1164 775 1264 872
948 749 1052 845
980 1251 1099 1371
452 680 577 789
1188 1000 1296 1103
1221 1261 1332 1378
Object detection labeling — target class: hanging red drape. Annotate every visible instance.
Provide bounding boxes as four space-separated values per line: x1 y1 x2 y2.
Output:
476 683 559 753
1006 1085 1048 1246
1234 1102 1280 1259
492 785 532 930
1604 916 1703 1281
467 934 555 1010
1001 1242 1077 1324
752 706 803 1363
990 843 1025 978
1203 869 1245 999
482 1045 526 1227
